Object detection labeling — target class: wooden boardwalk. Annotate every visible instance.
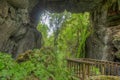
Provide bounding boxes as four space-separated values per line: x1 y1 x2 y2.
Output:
67 58 120 80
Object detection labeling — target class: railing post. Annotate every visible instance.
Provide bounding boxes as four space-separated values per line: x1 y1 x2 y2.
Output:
82 63 85 80
79 63 82 79
86 64 89 78
66 58 120 80
101 63 105 75
115 64 118 76
91 64 94 76
77 63 79 78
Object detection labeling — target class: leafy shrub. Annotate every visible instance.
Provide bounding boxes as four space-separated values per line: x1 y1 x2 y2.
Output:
0 48 78 80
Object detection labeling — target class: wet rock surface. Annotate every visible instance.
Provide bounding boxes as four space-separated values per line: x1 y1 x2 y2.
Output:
0 0 120 61
86 2 120 62
0 0 42 58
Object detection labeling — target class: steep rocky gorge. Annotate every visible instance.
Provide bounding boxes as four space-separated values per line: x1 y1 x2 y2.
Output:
0 0 101 58
0 0 120 62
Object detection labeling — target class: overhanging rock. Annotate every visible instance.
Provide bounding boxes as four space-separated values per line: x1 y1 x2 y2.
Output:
45 0 102 12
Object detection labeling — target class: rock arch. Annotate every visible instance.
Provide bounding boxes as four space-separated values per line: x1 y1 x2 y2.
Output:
0 0 120 61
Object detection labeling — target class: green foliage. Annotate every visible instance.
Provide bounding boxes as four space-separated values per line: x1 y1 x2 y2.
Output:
37 23 54 47
37 23 48 45
58 12 90 58
0 11 90 80
91 66 101 75
0 52 27 80
37 12 90 58
38 11 71 47
0 49 77 80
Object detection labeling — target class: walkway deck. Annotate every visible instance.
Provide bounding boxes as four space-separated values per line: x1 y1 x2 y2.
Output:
67 58 120 80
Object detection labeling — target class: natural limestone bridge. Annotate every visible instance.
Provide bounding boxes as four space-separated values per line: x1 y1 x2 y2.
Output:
31 0 103 24
0 0 120 79
67 58 120 80
44 0 102 12
0 0 103 57
0 0 120 62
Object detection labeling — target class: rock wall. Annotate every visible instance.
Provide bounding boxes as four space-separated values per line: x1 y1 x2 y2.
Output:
86 2 120 61
0 0 42 58
45 0 102 13
86 6 108 60
0 0 120 61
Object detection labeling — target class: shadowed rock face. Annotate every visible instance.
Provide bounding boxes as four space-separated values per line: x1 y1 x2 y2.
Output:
0 0 42 58
0 0 102 58
45 0 120 61
30 0 103 25
0 0 120 61
86 1 120 61
45 0 102 12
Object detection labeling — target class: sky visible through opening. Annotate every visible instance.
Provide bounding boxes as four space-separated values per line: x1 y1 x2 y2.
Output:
40 11 71 37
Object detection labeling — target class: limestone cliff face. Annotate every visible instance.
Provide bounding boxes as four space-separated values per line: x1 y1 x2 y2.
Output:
86 6 108 60
0 0 42 58
86 1 120 61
